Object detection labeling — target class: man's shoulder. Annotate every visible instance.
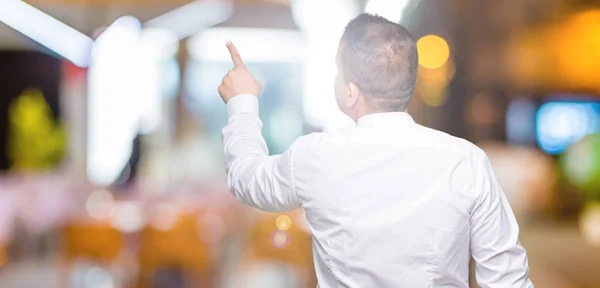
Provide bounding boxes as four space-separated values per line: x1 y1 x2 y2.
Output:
290 132 334 148
289 125 488 161
291 127 356 147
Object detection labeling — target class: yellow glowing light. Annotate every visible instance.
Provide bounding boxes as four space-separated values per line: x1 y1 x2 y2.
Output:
417 35 450 70
555 10 600 91
275 215 292 231
418 58 455 85
417 87 447 107
580 202 600 248
416 59 455 107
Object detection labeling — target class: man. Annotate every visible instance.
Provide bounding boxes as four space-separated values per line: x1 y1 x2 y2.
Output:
218 13 533 288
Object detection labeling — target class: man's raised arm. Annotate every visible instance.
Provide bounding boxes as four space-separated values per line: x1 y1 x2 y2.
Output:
219 42 301 212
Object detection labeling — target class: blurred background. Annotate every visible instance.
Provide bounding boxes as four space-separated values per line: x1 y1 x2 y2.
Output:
0 0 600 287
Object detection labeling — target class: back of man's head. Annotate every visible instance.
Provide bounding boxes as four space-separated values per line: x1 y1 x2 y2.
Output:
340 13 418 112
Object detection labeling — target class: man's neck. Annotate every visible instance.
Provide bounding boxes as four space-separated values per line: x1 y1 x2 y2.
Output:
353 109 408 123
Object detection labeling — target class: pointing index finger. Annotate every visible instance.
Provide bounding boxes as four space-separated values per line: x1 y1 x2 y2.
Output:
226 41 245 69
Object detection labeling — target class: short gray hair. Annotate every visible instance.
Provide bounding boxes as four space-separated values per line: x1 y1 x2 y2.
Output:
340 13 418 112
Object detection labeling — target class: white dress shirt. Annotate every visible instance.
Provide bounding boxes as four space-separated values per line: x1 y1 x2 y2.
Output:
222 94 533 288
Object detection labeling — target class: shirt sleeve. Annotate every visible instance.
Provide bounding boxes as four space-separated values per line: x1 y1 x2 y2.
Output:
470 152 534 288
221 94 301 212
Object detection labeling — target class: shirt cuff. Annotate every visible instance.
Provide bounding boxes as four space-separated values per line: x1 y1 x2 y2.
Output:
227 94 259 118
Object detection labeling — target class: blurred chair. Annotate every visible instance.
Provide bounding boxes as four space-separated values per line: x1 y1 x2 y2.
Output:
0 242 6 268
234 210 316 288
137 212 212 288
59 220 124 287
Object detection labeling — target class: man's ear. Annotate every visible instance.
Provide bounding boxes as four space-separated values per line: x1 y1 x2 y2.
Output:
347 82 361 107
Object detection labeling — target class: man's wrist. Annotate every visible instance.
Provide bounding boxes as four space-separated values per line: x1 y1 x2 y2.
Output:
226 94 259 118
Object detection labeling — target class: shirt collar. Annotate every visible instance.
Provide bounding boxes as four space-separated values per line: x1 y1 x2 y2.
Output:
356 112 415 127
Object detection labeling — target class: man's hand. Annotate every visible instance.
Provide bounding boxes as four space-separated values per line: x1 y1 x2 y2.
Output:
218 42 262 103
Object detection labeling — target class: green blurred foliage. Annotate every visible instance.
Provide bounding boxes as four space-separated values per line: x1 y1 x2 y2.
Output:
561 134 600 201
7 88 66 171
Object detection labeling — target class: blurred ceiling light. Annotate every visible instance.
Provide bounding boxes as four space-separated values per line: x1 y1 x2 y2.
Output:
94 15 141 47
0 0 93 67
87 16 143 186
291 0 359 131
364 0 410 23
291 0 358 33
138 28 179 61
188 28 305 63
134 29 173 135
88 17 174 187
417 35 450 70
145 0 233 40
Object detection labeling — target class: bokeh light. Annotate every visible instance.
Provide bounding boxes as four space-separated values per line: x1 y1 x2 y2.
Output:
562 134 600 199
580 202 600 248
364 0 410 23
555 10 600 92
149 202 179 231
507 10 600 93
416 58 455 107
416 35 450 70
537 102 600 155
2 2 600 287
275 215 292 231
271 230 290 249
84 266 115 288
109 201 144 233
85 189 116 220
